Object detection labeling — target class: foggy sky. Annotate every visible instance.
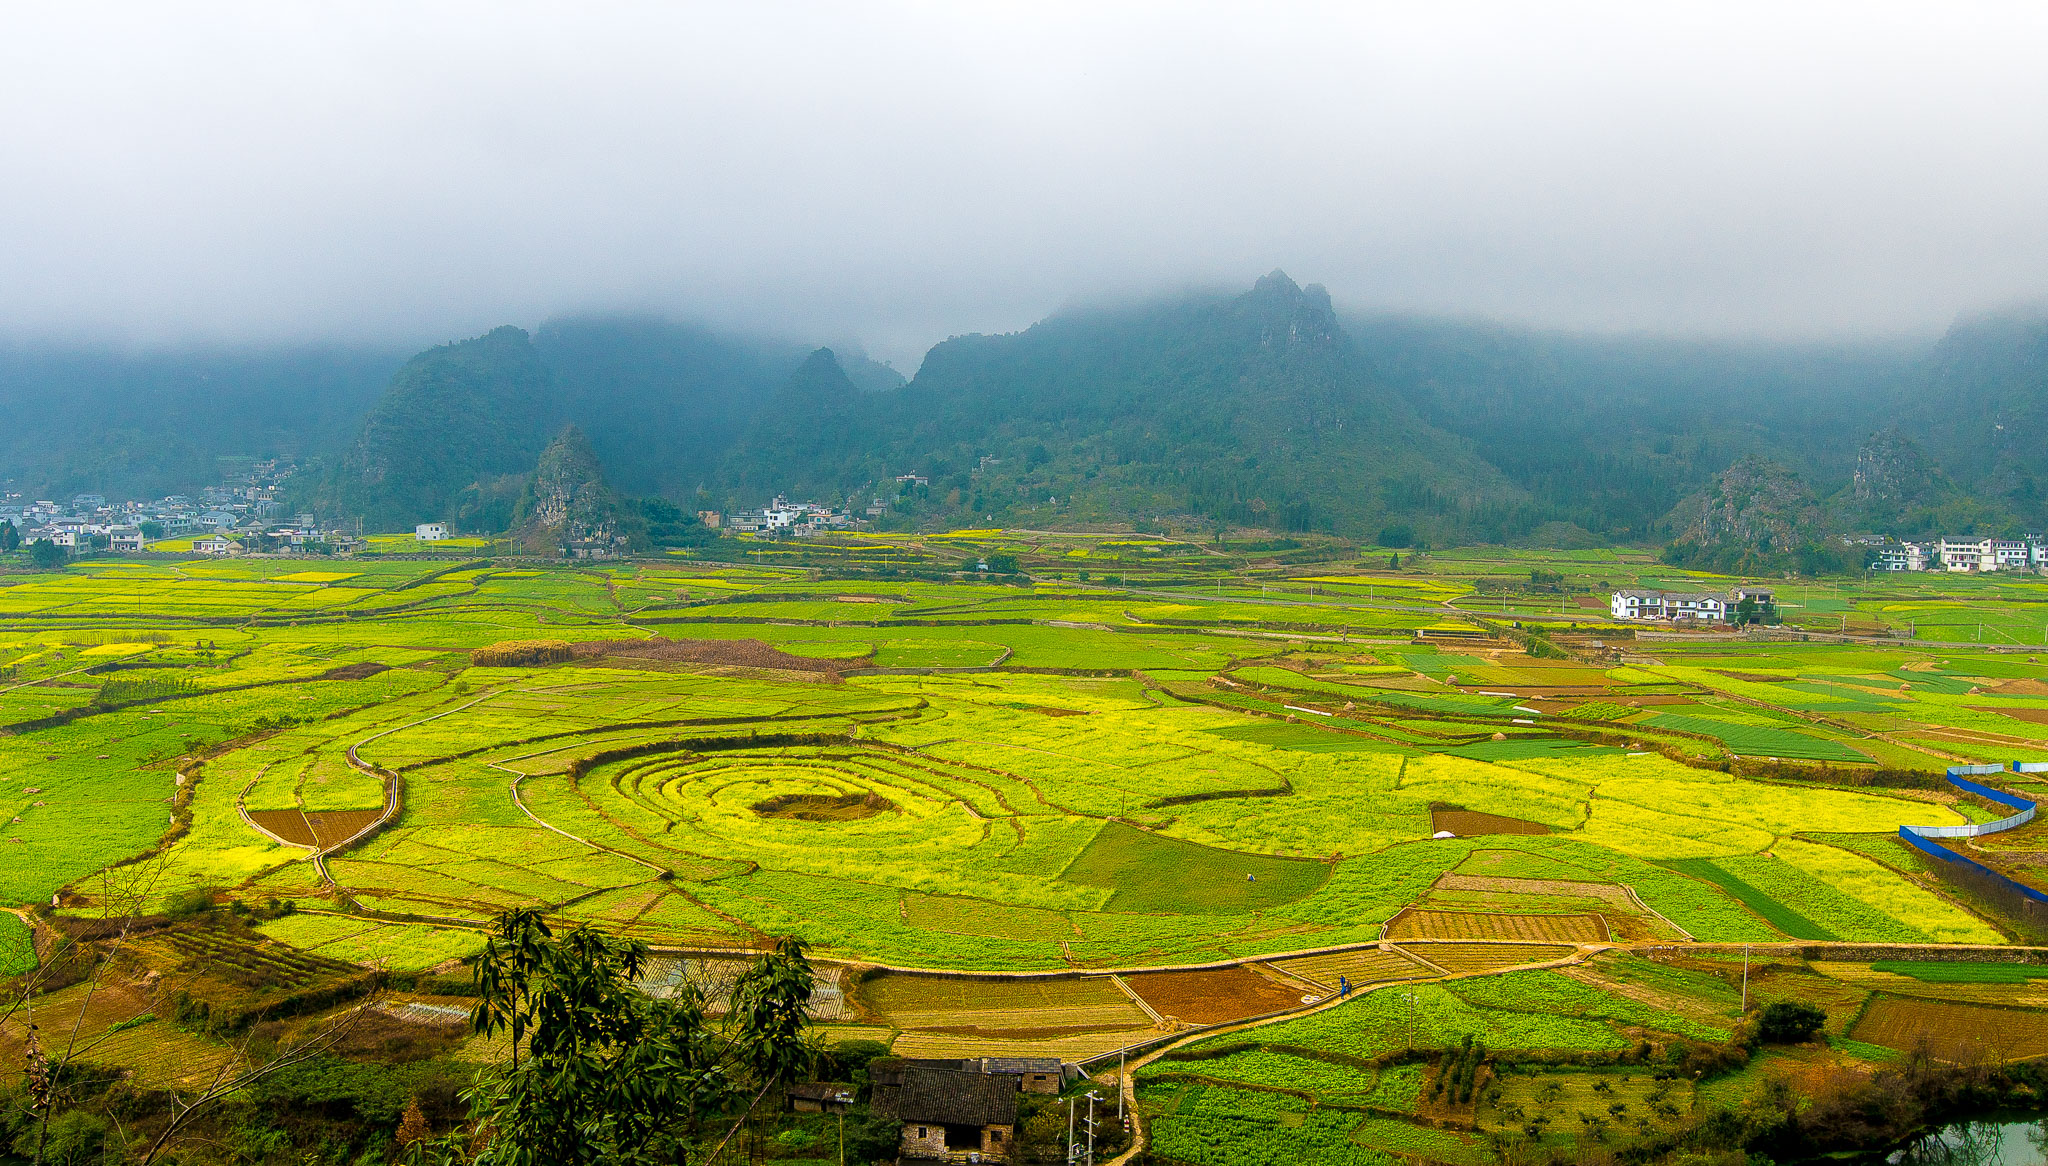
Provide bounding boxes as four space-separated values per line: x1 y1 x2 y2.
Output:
3 2 2047 366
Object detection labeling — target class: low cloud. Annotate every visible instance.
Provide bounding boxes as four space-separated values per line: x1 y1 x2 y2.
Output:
2 2 2044 363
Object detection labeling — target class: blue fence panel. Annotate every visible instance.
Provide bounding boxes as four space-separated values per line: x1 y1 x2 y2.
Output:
1948 774 2037 814
1891 765 2048 910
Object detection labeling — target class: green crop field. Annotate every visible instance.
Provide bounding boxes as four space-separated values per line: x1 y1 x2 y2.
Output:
15 546 2048 1164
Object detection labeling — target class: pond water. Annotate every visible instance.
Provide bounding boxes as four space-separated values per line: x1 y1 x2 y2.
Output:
1881 1119 2048 1165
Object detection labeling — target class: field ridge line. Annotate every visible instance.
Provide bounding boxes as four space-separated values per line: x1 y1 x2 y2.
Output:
313 689 504 891
1109 973 1166 1025
1386 943 1451 975
492 757 671 876
1620 882 1695 941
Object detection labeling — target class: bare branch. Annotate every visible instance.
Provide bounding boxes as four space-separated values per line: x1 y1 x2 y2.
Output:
133 995 380 1166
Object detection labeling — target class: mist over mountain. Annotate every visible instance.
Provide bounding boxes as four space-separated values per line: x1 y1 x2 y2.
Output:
331 326 558 531
730 271 1520 536
0 343 405 500
530 318 809 496
10 273 2048 552
1348 317 1923 541
1907 310 2048 521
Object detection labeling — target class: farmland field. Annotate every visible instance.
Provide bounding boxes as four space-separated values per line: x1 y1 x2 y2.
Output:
15 546 2048 1163
1385 907 1607 944
1851 994 2048 1060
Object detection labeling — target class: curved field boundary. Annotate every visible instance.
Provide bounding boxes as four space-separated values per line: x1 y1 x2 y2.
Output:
308 692 503 888
491 756 670 877
235 762 313 852
1898 762 2047 913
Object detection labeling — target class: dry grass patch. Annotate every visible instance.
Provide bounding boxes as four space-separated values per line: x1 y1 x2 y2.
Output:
1388 908 1606 944
1265 947 1431 992
1395 943 1579 974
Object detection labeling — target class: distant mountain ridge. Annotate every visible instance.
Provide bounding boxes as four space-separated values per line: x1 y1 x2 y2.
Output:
723 270 1520 535
310 278 2048 543
12 274 2048 549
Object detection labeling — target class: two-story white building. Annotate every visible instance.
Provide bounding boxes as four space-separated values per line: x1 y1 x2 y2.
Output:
1610 589 1730 623
1938 537 1997 572
415 523 450 541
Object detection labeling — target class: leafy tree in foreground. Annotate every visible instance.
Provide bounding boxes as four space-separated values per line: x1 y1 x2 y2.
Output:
426 909 815 1166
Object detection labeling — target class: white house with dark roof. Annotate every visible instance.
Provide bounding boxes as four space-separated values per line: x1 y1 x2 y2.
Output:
1610 589 1730 623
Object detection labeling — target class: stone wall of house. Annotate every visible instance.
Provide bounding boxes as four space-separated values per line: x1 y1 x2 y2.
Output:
899 1123 949 1160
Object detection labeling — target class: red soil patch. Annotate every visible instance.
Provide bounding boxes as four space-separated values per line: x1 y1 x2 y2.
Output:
572 637 865 674
1853 994 2048 1061
1971 705 2048 725
305 809 383 848
252 808 383 849
247 810 318 847
1430 809 1550 837
1122 966 1306 1026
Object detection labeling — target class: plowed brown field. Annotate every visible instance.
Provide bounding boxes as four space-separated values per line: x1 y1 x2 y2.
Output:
1265 947 1431 991
1123 966 1307 1025
1431 809 1550 836
1852 994 2048 1061
246 810 317 848
304 809 384 849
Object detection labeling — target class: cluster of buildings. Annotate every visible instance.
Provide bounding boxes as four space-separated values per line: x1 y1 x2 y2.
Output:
2 461 367 558
1868 536 2048 573
1609 587 1775 624
716 474 939 536
720 494 866 537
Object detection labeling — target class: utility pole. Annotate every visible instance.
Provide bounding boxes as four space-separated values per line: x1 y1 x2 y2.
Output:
1741 944 1750 1012
1119 1047 1127 1125
1086 1091 1098 1166
1067 1096 1076 1165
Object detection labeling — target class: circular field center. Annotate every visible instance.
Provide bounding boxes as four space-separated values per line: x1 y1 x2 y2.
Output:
751 791 895 821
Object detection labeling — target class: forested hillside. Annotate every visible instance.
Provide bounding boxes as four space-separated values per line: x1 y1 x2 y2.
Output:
10 276 2047 548
1908 310 2048 529
1347 316 1920 542
329 326 559 531
727 271 1521 537
530 317 810 496
0 343 404 500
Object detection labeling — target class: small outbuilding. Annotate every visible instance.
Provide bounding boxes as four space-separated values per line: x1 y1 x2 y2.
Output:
973 1057 1063 1094
873 1064 1019 1163
784 1081 856 1113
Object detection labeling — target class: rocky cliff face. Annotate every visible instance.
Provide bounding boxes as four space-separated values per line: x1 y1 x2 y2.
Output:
511 426 641 556
1846 427 1978 536
1247 269 1338 349
1665 456 1838 571
1853 428 1949 507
